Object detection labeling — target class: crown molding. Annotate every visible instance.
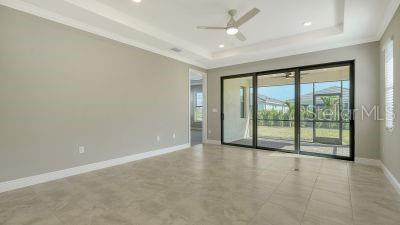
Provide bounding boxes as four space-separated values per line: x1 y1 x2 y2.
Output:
63 0 211 60
377 0 400 39
205 35 379 69
212 25 344 59
1 0 397 70
0 0 207 69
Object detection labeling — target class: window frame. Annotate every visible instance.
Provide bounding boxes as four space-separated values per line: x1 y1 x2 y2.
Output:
194 92 203 122
240 86 246 118
385 39 395 131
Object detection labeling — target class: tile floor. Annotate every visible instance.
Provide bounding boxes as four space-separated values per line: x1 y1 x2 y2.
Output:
0 144 399 225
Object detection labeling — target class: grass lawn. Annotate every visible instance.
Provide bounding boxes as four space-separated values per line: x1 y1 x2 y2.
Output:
257 126 349 145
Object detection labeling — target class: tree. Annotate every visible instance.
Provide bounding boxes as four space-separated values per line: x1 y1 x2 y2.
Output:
320 96 340 128
285 101 295 127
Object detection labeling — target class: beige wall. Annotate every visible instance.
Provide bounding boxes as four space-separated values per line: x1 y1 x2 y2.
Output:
0 6 204 182
380 6 400 182
208 42 381 160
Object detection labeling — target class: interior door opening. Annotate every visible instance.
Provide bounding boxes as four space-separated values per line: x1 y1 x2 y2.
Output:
190 69 207 146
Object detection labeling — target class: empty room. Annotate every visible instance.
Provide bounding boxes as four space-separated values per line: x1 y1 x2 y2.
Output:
0 0 400 225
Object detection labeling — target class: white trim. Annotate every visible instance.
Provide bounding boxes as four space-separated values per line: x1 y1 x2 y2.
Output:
63 0 211 59
188 71 191 146
382 163 400 194
189 69 207 146
201 72 208 143
1 0 396 70
0 0 206 68
206 36 379 69
355 157 400 194
188 70 192 146
0 143 189 193
381 36 395 52
377 0 400 39
355 157 382 167
204 139 221 145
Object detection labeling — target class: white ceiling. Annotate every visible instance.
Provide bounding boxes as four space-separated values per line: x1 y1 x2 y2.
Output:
98 0 344 51
1 0 399 69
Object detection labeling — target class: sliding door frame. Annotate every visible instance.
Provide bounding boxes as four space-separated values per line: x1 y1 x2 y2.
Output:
220 60 355 161
220 73 256 149
254 68 298 154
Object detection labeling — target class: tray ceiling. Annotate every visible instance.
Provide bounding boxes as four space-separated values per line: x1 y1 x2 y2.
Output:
1 0 399 68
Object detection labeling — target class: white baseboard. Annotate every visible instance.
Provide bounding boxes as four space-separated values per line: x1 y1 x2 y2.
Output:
355 157 382 167
382 163 400 194
204 139 221 145
355 157 400 194
0 143 190 193
2 144 398 196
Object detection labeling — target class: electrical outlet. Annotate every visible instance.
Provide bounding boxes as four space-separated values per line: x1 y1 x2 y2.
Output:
173 133 176 139
79 146 85 154
157 136 160 142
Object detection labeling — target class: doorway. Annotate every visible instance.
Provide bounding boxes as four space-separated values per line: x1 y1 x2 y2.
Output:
189 69 207 146
221 61 354 160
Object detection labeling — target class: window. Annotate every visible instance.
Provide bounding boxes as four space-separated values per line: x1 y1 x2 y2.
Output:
194 92 203 122
385 40 394 130
240 86 246 118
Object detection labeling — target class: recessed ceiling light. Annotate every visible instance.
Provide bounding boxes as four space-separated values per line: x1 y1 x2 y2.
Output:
303 21 312 27
219 44 225 48
132 0 142 3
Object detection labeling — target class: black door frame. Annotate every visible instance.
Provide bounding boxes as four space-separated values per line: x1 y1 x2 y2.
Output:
220 60 355 161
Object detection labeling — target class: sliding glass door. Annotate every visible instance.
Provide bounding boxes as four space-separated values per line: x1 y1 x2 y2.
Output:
222 75 254 147
299 65 352 158
257 71 296 152
221 61 354 160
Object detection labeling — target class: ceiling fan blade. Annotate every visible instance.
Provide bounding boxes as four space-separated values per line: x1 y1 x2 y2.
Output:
197 26 226 30
235 31 247 41
236 8 260 27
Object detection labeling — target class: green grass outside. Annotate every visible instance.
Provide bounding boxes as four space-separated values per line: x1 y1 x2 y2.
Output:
257 126 349 145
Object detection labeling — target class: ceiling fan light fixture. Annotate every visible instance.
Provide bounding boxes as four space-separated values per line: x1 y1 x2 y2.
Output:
226 27 239 35
197 8 259 41
219 44 225 48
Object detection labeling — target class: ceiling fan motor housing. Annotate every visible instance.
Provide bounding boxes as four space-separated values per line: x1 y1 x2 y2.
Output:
228 9 237 17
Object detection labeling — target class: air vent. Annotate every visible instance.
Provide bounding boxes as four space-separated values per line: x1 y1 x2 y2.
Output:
170 47 182 53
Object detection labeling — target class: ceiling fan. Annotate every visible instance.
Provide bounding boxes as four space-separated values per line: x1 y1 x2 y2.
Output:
197 8 260 41
271 72 295 79
271 72 310 79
